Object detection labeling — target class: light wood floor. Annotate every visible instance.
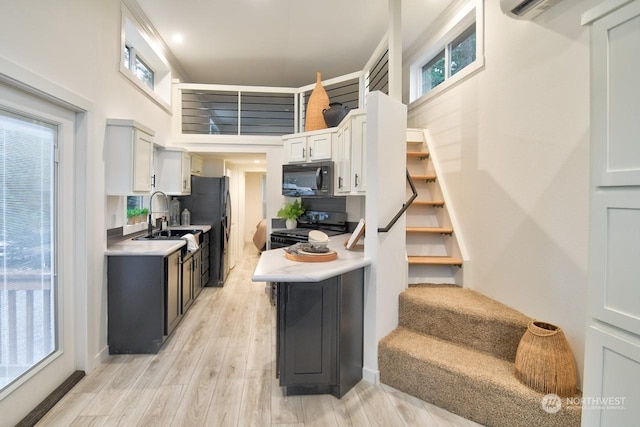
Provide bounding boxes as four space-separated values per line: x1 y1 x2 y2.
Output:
37 244 482 427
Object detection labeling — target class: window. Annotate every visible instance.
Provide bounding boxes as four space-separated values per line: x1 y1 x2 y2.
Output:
123 195 149 235
409 0 484 104
421 50 445 93
0 110 56 391
123 44 155 90
120 5 171 111
450 24 476 77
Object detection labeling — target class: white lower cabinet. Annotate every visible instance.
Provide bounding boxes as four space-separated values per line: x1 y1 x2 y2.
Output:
156 148 191 195
582 325 640 427
106 119 154 195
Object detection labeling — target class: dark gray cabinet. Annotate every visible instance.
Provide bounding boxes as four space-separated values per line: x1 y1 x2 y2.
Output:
107 250 182 354
181 253 194 313
200 231 210 287
181 246 202 313
166 250 181 335
276 268 364 398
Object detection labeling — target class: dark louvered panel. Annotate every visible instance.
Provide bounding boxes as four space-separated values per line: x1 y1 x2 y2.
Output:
181 90 295 136
367 49 389 95
240 92 295 136
182 90 239 135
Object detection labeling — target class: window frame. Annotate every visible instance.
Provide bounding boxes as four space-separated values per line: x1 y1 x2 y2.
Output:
123 43 155 90
119 4 171 112
408 0 484 106
123 195 150 236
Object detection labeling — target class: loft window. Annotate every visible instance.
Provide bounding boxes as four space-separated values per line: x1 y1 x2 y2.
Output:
419 22 476 96
123 44 155 90
120 4 171 111
450 24 476 76
409 0 484 104
421 50 445 93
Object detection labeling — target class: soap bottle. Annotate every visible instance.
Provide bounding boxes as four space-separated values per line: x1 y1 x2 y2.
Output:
181 208 191 226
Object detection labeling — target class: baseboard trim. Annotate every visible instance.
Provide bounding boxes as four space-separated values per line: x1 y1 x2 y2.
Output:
96 345 110 365
15 370 85 427
363 367 380 384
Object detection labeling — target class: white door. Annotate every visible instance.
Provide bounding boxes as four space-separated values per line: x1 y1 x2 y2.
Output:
583 1 640 426
0 83 78 426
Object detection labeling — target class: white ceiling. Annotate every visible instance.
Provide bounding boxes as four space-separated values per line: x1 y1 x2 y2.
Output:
135 0 452 87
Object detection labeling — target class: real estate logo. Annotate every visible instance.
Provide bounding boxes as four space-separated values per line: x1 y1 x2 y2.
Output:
541 393 562 414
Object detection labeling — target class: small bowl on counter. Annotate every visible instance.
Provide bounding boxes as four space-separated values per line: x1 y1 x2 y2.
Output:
308 230 329 249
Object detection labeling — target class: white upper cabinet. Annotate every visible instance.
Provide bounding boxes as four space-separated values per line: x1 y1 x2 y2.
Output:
190 154 204 176
334 110 366 195
283 128 335 163
106 119 154 195
156 148 192 195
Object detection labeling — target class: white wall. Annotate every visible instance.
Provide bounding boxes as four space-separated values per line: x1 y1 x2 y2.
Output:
0 0 186 382
363 91 408 382
405 0 597 381
244 172 265 243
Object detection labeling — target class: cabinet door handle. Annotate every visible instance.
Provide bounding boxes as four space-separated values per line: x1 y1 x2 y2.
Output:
151 174 156 188
355 173 359 187
302 147 306 159
309 147 313 158
339 176 343 188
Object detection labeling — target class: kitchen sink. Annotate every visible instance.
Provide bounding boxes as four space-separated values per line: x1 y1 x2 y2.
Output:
133 229 203 242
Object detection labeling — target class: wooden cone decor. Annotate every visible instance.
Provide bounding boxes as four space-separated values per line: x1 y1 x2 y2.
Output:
305 71 329 132
514 321 578 397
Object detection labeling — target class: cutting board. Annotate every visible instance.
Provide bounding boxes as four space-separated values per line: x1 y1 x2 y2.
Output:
285 250 338 262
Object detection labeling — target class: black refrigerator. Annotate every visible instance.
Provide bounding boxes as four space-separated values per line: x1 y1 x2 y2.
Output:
179 176 231 287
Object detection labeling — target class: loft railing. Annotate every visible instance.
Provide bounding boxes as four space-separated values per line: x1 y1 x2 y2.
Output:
172 34 389 139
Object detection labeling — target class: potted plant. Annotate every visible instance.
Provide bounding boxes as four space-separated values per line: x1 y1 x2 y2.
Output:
127 208 137 225
140 207 149 223
277 200 304 229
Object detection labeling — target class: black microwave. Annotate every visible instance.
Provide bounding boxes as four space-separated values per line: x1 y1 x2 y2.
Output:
282 161 333 197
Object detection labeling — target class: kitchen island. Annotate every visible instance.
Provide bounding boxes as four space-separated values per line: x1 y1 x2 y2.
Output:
252 234 370 398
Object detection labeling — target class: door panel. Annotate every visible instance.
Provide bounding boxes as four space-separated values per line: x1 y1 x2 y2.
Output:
0 83 77 425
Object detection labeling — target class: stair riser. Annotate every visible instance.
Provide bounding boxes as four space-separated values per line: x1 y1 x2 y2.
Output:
399 296 528 361
379 347 581 427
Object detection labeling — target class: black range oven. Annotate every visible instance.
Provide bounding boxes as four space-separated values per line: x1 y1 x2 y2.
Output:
269 210 347 249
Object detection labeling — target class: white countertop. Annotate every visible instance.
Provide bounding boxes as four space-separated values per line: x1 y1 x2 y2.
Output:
252 234 370 283
105 225 212 257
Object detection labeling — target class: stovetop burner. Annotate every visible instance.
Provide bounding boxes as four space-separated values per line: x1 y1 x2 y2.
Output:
271 228 345 239
270 210 348 248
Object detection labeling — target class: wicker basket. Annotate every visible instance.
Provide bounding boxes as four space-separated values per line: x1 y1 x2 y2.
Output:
305 72 329 132
514 321 578 397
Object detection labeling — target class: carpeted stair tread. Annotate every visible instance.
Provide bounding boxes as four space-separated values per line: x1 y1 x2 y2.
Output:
399 284 531 361
379 327 581 427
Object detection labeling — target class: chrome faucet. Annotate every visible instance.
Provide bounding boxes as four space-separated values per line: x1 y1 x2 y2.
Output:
148 190 169 236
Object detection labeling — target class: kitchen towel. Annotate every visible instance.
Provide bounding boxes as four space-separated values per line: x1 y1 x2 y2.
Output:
182 233 199 252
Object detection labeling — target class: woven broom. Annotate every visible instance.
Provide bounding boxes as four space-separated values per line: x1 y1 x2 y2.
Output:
305 71 329 132
514 321 578 397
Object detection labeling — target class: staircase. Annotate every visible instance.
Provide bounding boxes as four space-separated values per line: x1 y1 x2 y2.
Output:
378 285 582 427
405 129 464 284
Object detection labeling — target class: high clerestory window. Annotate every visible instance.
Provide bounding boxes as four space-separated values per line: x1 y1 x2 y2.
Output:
123 44 155 90
120 3 171 111
409 0 484 105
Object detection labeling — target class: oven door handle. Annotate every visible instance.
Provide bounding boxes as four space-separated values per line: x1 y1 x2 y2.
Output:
316 167 323 189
